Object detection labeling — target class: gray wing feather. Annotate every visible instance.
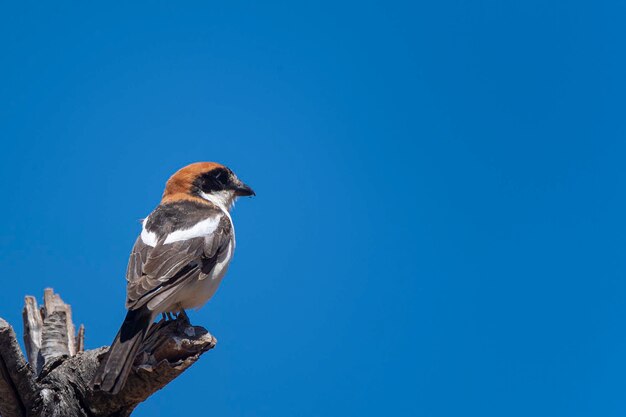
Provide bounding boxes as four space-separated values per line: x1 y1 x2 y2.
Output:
126 237 150 283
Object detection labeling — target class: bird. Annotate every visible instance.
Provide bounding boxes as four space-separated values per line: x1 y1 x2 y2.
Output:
92 162 255 394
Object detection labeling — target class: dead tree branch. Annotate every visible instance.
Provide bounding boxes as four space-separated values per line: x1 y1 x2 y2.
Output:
0 289 217 417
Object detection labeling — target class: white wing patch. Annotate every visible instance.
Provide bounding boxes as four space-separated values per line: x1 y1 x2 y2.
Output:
164 216 220 244
141 218 158 247
140 215 221 247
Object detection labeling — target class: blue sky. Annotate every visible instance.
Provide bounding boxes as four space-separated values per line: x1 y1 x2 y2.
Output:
1 2 625 416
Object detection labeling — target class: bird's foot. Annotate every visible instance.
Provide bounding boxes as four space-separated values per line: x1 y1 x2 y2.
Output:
177 309 190 323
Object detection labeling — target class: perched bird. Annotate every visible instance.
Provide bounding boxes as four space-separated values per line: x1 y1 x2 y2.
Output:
92 162 254 394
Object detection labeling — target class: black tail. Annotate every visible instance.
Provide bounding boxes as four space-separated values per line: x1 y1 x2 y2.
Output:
91 308 153 394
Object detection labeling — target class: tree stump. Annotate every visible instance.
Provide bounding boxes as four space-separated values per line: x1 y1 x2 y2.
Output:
0 289 217 417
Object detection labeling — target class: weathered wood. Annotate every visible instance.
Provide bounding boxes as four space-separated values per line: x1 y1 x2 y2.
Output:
76 324 85 354
0 354 24 417
42 288 77 357
0 353 23 417
22 289 82 376
40 310 71 364
22 296 44 375
0 318 39 417
0 289 217 417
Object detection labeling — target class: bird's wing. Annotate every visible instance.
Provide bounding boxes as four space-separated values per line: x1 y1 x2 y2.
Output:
125 213 233 311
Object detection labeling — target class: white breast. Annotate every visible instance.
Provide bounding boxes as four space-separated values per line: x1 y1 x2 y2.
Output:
179 240 234 310
200 191 235 245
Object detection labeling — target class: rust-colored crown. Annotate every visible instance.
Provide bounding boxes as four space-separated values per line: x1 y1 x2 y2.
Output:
161 162 225 203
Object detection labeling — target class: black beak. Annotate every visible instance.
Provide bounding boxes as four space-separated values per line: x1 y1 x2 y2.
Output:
234 183 255 197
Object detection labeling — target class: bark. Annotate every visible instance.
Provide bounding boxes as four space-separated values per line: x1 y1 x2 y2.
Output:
0 289 217 417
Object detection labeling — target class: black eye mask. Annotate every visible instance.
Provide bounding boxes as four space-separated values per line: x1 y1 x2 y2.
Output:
194 168 231 194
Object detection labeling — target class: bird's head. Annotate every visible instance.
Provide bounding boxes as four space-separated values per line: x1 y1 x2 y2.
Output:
162 162 255 210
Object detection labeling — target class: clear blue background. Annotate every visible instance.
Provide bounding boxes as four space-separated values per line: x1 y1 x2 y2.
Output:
1 2 625 416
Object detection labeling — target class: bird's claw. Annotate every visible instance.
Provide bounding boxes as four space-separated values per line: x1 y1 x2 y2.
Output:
177 309 190 323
